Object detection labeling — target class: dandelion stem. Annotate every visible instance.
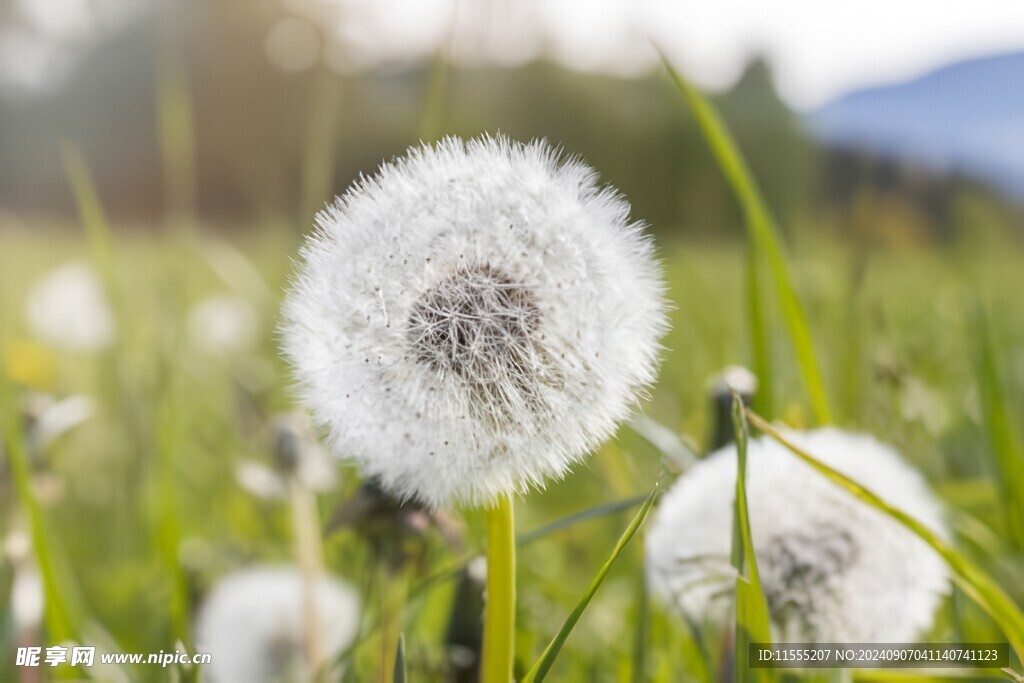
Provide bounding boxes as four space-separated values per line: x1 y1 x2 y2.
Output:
482 495 516 682
378 569 408 683
290 480 325 678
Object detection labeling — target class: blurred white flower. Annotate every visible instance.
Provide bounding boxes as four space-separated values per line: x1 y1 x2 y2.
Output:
646 427 949 642
5 531 43 633
195 567 360 683
281 136 668 507
26 262 114 353
271 413 337 491
187 294 259 356
23 392 95 452
235 460 289 500
236 413 338 500
10 565 44 632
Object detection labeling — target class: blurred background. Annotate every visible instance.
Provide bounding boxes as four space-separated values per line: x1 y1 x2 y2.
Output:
3 0 1024 241
2 1 1024 681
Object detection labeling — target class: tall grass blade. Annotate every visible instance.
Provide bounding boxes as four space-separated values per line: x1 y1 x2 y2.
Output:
419 50 449 142
301 67 342 225
521 482 660 683
394 634 407 683
747 410 1024 664
631 574 650 683
659 54 831 424
156 389 189 643
745 245 773 416
156 56 196 230
730 394 774 683
60 143 117 300
970 300 1024 549
0 375 79 643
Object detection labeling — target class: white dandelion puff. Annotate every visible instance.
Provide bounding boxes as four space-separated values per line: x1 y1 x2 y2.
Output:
280 136 668 508
187 294 260 356
646 427 950 642
25 262 114 353
195 567 361 683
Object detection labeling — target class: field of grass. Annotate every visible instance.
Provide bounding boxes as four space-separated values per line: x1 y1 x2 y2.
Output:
1 204 1023 681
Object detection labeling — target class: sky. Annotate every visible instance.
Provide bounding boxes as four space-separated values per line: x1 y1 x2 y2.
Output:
5 0 1024 108
330 0 1024 108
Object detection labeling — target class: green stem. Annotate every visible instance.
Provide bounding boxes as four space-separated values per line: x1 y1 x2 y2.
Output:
482 495 516 682
378 569 408 683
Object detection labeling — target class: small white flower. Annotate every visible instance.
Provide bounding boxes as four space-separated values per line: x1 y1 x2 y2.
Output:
10 565 44 632
23 392 95 452
271 412 337 492
26 262 114 353
281 136 668 508
646 427 949 642
236 413 338 500
195 567 361 683
187 294 259 356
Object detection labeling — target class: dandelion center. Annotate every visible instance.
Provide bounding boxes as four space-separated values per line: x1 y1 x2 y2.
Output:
406 263 546 423
759 524 859 636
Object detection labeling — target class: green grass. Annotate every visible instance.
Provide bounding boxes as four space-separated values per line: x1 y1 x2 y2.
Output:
1 217 1023 681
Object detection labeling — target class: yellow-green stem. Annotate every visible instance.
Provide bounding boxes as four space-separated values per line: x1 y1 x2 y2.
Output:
290 480 325 678
379 570 409 683
482 495 516 682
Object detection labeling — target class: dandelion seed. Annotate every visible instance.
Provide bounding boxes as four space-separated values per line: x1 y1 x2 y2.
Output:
280 136 668 507
646 427 950 642
194 567 360 683
25 262 114 353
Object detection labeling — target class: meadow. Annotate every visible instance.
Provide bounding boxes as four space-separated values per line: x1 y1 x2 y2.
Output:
1 48 1023 681
2 204 1023 682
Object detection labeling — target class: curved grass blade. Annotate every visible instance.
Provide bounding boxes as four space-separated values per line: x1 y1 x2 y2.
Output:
521 482 661 683
659 52 831 425
0 374 79 643
730 394 774 683
61 143 117 305
970 300 1024 549
747 410 1024 664
517 494 649 547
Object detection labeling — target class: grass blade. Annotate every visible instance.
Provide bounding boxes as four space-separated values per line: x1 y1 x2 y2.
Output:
745 245 773 416
659 53 831 425
0 375 79 643
521 482 661 683
156 55 196 230
419 50 449 142
61 143 117 300
517 494 649 547
393 634 407 683
730 394 774 683
747 410 1024 664
970 300 1024 549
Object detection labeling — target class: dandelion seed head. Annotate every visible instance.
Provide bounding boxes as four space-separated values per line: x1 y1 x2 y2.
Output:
25 262 114 353
646 427 950 642
195 567 360 683
280 136 668 507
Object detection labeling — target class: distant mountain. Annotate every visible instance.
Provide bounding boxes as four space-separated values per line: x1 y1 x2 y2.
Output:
809 51 1024 197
